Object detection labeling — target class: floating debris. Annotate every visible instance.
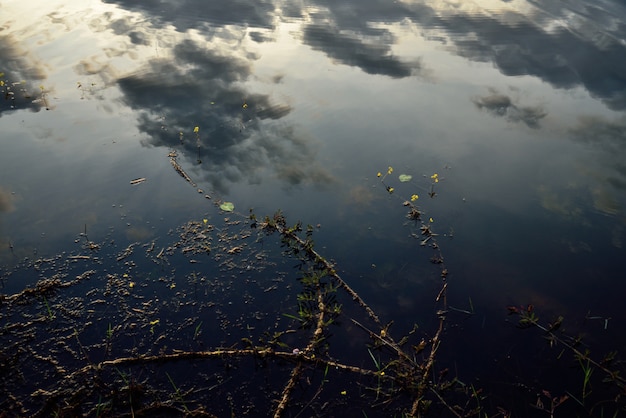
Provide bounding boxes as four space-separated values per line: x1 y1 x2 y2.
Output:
130 177 146 185
168 150 196 187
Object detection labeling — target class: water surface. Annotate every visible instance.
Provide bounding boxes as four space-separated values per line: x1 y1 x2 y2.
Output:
1 0 626 415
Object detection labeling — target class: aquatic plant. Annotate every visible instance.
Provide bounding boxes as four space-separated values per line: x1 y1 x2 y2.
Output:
508 304 626 416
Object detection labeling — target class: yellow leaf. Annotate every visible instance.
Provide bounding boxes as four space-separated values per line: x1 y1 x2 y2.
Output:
340 390 347 395
193 126 199 133
387 166 393 175
411 194 419 201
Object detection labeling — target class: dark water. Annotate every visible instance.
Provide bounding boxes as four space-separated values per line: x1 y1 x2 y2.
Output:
2 0 626 416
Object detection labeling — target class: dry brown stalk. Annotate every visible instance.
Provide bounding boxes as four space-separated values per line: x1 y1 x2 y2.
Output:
169 151 197 187
274 288 326 417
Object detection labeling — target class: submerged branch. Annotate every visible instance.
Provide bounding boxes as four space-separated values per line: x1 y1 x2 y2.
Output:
274 287 327 417
260 215 382 327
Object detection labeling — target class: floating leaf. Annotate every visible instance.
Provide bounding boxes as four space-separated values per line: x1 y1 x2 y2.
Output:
398 174 412 182
220 201 235 212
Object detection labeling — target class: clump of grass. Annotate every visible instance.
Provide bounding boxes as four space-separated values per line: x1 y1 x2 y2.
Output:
42 296 55 320
166 372 190 413
193 321 202 340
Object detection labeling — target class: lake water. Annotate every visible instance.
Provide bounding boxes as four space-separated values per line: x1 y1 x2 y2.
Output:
1 0 626 416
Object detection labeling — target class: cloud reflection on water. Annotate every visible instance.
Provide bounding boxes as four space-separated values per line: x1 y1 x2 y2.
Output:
300 0 626 110
302 23 423 78
103 0 277 30
2 0 625 220
8 0 626 116
0 35 47 115
114 37 334 194
92 0 626 202
471 88 547 128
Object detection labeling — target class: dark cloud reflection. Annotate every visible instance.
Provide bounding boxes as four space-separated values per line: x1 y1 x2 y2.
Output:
102 0 276 31
93 0 626 194
100 0 626 109
472 89 547 128
299 0 432 78
103 0 426 79
303 24 422 78
443 11 626 110
116 39 333 193
0 35 47 115
304 0 626 109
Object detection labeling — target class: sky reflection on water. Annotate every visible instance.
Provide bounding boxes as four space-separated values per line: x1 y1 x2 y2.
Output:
1 0 626 412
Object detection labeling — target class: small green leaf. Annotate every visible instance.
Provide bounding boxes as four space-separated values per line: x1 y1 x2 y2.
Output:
399 174 412 182
219 201 235 212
